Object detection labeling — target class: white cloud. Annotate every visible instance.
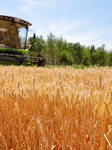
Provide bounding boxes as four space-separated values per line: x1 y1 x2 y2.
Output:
36 19 112 50
63 27 112 50
19 0 57 11
29 17 112 50
24 0 50 6
19 4 32 11
47 19 112 50
48 19 90 36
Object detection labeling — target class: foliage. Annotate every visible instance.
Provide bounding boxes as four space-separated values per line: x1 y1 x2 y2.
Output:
29 35 46 54
59 50 74 65
28 33 112 66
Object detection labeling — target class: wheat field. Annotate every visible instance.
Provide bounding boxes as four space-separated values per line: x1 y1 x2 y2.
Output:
0 66 112 150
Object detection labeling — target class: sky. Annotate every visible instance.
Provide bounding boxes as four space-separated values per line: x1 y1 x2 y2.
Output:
0 0 112 50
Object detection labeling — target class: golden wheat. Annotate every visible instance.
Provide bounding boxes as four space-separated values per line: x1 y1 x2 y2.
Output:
0 66 112 149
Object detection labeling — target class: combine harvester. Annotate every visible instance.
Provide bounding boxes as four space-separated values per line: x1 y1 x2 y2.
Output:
0 15 45 66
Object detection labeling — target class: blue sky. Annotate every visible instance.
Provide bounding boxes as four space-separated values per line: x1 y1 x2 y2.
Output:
0 0 112 50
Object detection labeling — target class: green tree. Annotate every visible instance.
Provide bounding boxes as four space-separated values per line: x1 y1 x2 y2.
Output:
81 46 91 66
28 37 37 51
71 42 83 65
89 45 96 65
47 33 56 65
108 51 112 66
28 33 111 66
55 36 64 64
59 50 74 65
97 45 108 66
91 45 107 66
28 36 45 54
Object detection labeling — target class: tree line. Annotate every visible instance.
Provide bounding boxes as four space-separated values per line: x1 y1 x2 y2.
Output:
28 32 112 66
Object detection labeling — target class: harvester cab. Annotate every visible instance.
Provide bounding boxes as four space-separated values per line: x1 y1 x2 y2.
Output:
0 15 45 66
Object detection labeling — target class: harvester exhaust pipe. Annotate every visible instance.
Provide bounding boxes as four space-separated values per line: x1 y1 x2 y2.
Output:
33 33 36 39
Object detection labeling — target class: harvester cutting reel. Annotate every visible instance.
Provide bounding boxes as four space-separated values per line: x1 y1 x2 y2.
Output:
0 51 45 67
